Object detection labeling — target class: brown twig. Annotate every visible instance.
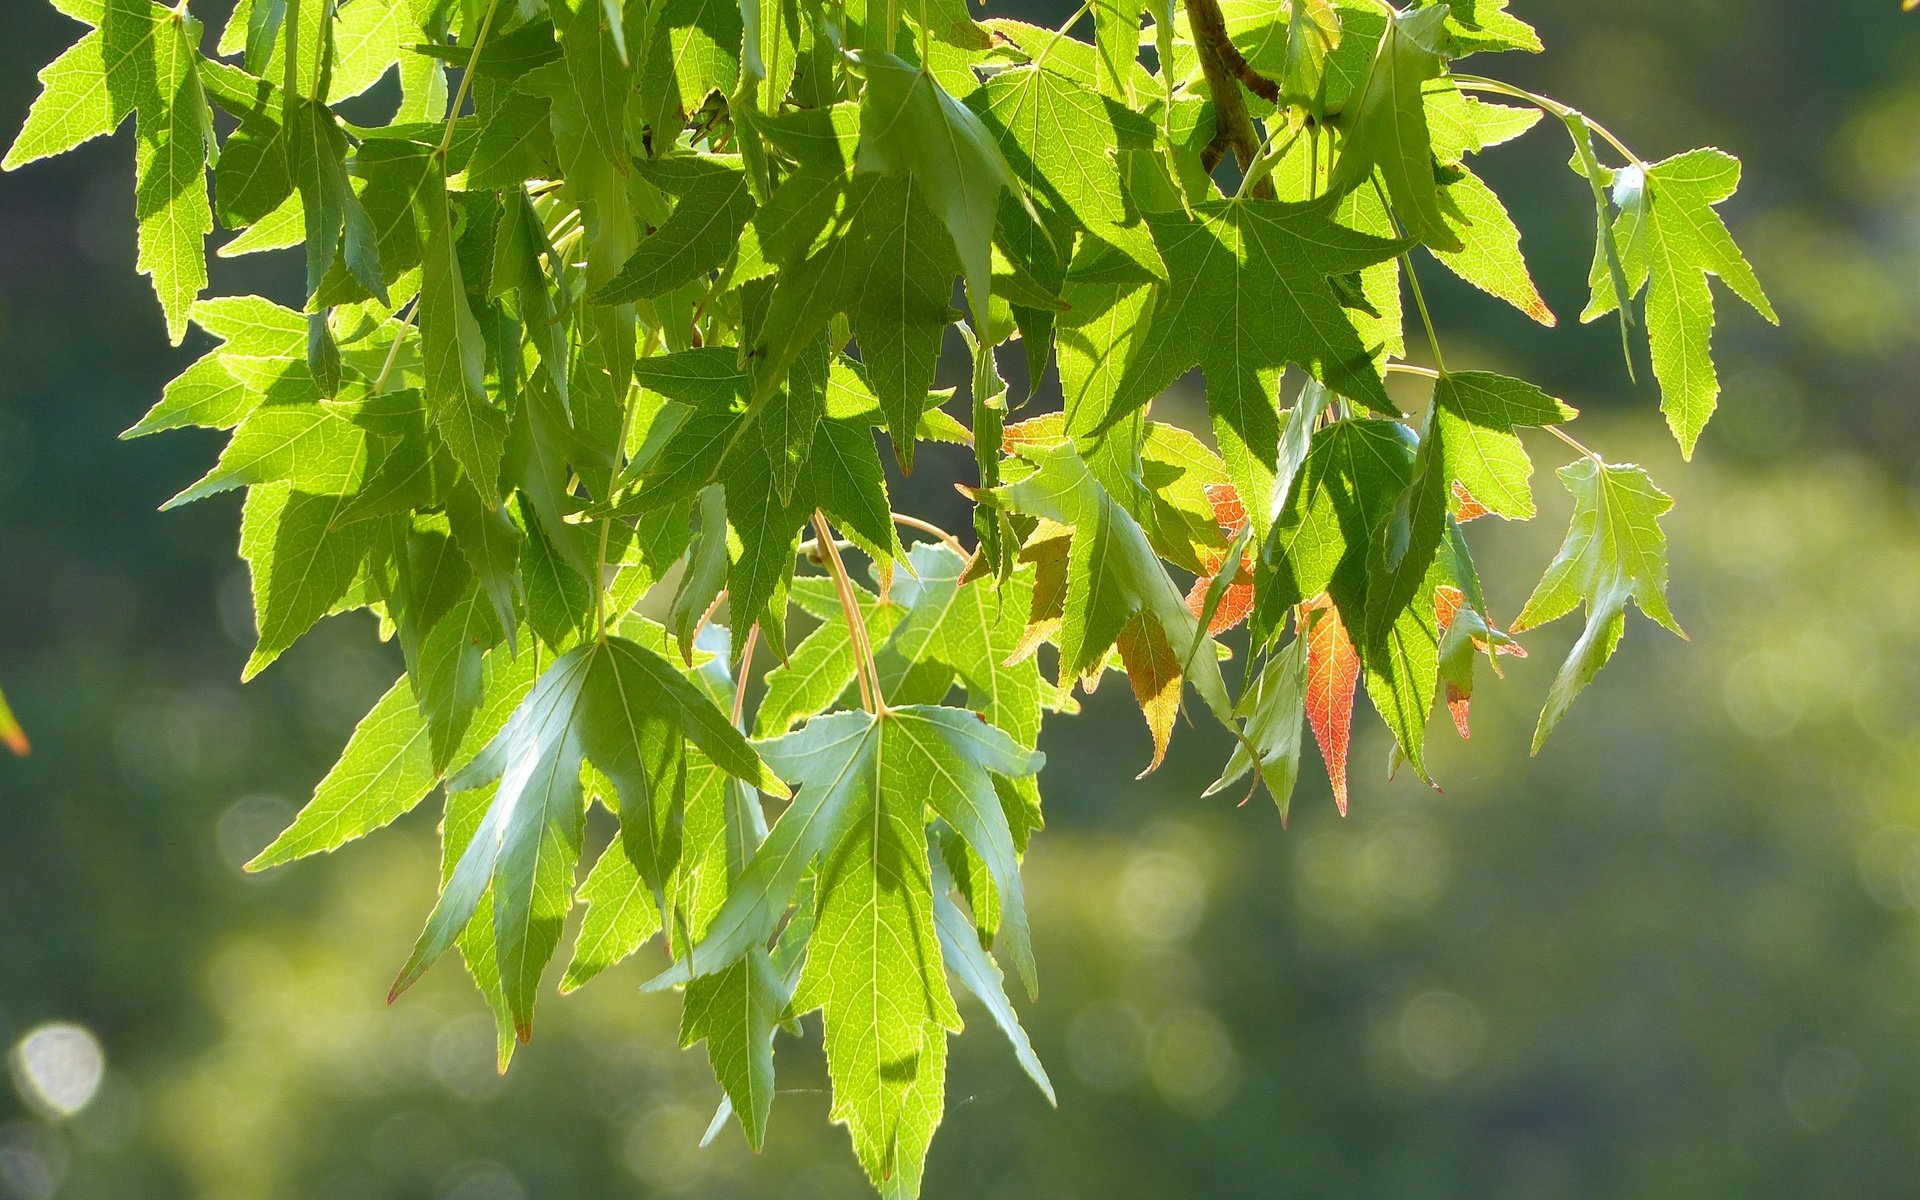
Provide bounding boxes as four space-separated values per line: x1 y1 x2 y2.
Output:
1185 0 1275 199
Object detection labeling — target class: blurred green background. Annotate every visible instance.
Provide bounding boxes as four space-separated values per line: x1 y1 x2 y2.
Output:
4 2 1920 1197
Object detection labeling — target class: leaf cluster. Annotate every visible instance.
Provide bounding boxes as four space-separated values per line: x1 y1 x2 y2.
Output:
5 0 1769 1189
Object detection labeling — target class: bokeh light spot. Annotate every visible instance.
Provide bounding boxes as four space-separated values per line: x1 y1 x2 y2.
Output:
8 1023 105 1119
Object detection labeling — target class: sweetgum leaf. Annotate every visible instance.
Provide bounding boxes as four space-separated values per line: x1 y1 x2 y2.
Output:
393 638 783 1035
1107 197 1405 528
1515 460 1683 752
1330 6 1461 251
1580 149 1778 455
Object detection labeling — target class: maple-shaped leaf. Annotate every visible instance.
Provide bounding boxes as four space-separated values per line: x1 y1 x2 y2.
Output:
390 637 784 1037
742 112 963 470
1302 593 1359 815
1107 198 1405 533
646 706 1041 1192
1513 460 1684 752
560 836 664 993
1329 6 1462 252
1434 164 1555 327
8 0 217 342
1582 149 1777 456
1445 0 1540 54
991 443 1236 731
1433 583 1525 739
592 154 755 305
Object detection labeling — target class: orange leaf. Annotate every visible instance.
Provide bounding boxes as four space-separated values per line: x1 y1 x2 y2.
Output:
1185 482 1256 634
1302 595 1358 815
1204 481 1249 537
1434 585 1526 739
1451 481 1490 523
1117 612 1182 776
1185 574 1255 634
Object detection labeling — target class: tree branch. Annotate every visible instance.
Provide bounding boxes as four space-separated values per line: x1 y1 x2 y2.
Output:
1185 0 1276 199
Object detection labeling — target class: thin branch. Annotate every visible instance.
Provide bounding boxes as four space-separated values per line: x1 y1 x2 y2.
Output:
1185 0 1275 199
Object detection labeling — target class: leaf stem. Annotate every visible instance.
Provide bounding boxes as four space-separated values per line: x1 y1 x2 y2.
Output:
1399 253 1447 377
1544 423 1602 462
890 512 966 558
1384 361 1440 380
811 510 887 715
1451 75 1646 170
1029 0 1094 76
1235 121 1303 200
438 0 503 158
732 623 759 728
595 326 658 640
371 297 420 393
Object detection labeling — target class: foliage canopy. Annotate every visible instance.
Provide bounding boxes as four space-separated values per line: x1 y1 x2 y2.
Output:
6 0 1769 1189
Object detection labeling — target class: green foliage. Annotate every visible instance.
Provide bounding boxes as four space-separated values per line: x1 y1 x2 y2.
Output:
4 0 1768 1189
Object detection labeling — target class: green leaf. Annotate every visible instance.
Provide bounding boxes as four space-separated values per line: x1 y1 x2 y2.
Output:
238 482 377 678
1263 418 1441 776
1206 624 1310 819
1435 0 1539 56
1514 459 1684 751
992 442 1234 725
767 706 1040 1194
671 484 731 662
855 50 1028 327
130 6 214 344
592 155 754 305
394 636 783 1033
1330 6 1461 251
250 640 536 869
679 945 785 1149
636 0 743 140
1581 149 1777 455
749 165 958 471
466 88 557 188
560 836 664 992
755 584 903 737
246 675 436 869
3 26 116 170
1433 370 1576 520
556 0 636 166
1107 197 1405 532
929 855 1054 1104
1433 164 1554 326
420 174 508 490
330 0 407 100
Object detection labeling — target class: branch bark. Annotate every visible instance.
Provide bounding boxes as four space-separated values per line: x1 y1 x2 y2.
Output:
1185 0 1276 199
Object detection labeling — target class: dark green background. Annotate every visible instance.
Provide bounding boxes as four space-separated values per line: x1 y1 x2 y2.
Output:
4 2 1920 1197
